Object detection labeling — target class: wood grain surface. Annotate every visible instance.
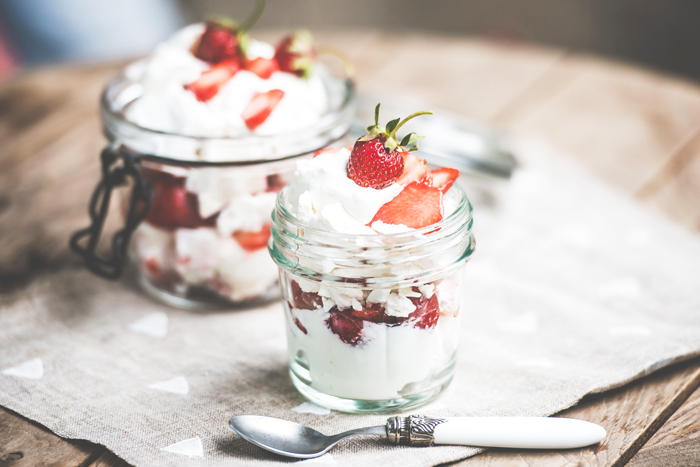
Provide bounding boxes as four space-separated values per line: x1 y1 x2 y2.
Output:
1 29 699 466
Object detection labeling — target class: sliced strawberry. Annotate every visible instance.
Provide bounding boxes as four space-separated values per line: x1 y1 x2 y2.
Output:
371 181 443 229
266 174 287 193
430 167 460 193
143 257 162 276
350 302 385 323
326 307 363 345
290 280 323 310
184 59 240 102
233 224 271 251
293 317 308 334
244 57 279 79
351 302 406 325
241 89 285 130
396 152 429 185
142 258 180 289
408 291 441 329
143 170 215 230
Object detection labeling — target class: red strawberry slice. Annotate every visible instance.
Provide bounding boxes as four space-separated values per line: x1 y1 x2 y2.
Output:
408 291 441 329
293 317 308 334
244 57 279 79
194 22 241 64
326 307 363 345
143 170 215 230
241 89 285 130
350 302 386 323
371 181 444 229
351 302 406 325
396 152 430 185
290 280 323 310
430 167 460 193
184 59 240 102
266 174 287 193
233 224 271 251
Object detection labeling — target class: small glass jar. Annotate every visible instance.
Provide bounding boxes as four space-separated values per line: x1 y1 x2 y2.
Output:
269 183 475 412
71 62 355 309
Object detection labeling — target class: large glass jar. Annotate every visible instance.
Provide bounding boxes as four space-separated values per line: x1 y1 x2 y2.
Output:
269 183 475 412
71 62 355 309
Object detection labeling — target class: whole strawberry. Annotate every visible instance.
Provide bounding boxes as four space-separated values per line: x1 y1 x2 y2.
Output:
275 29 315 77
347 104 432 189
193 0 265 63
194 21 242 63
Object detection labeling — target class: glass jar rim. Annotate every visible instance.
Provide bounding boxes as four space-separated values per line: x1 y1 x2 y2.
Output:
273 183 473 241
270 183 476 287
100 63 357 166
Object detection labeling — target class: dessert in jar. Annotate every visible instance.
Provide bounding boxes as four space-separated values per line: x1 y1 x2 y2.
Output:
70 1 356 308
269 105 475 412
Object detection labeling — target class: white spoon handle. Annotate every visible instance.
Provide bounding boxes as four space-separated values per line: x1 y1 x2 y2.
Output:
433 417 606 449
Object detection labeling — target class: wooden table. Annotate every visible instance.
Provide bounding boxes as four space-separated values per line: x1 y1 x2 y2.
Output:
1 29 699 467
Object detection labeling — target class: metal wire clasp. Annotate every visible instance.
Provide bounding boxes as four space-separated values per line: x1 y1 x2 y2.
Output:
69 145 152 279
385 415 447 447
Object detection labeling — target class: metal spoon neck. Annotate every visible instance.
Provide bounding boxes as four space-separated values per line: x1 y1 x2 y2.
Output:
330 425 386 444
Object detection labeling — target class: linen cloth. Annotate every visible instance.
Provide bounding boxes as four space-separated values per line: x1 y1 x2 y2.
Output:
1 140 700 467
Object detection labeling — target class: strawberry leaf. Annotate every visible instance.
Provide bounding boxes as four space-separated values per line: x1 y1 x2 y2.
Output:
374 103 381 126
403 134 424 151
400 132 415 147
385 118 400 136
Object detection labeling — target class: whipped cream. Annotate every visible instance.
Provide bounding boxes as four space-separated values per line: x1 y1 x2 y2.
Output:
285 148 403 233
125 23 331 139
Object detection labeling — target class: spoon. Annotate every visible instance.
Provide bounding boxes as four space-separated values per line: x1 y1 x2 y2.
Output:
229 414 606 459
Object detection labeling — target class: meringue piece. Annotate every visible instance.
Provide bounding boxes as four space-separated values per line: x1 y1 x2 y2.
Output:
186 168 268 218
385 293 416 318
318 283 364 310
367 288 391 304
217 192 277 236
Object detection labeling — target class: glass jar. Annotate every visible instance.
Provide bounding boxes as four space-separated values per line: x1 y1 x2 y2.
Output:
70 62 355 309
269 183 475 412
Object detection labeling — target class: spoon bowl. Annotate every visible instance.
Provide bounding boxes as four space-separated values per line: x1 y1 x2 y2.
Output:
229 415 386 459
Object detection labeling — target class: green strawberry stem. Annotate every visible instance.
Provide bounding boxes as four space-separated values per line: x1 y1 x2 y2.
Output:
240 0 266 32
389 111 433 141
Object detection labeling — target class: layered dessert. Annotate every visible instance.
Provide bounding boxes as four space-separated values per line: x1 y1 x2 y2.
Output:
271 105 473 407
117 8 349 304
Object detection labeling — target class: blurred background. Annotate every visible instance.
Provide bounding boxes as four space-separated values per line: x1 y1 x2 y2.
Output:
1 0 700 83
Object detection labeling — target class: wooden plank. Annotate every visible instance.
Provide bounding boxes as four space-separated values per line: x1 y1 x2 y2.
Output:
0 406 101 467
452 359 700 467
501 54 700 196
87 452 132 467
0 64 118 289
354 34 565 123
627 384 700 466
636 128 700 231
